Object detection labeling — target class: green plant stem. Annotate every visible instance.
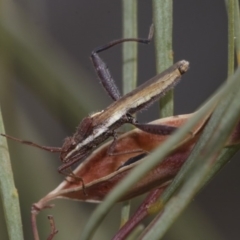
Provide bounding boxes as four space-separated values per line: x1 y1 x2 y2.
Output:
121 0 138 226
234 0 240 65
120 201 131 227
227 0 235 76
0 107 24 240
152 0 173 117
122 0 138 94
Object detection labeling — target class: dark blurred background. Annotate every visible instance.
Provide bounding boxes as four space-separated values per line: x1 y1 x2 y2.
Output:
0 1 239 240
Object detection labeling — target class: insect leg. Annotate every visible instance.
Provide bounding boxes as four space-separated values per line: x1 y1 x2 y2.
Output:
58 166 87 195
117 152 148 170
132 122 177 135
125 114 177 136
91 24 154 101
107 130 147 156
1 133 62 152
106 132 119 155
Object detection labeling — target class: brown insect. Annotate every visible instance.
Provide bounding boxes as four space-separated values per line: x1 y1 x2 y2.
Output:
1 25 189 177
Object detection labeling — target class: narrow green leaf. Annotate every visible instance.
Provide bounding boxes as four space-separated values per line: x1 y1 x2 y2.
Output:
121 0 138 226
122 0 138 95
152 0 173 117
0 107 24 240
226 0 235 76
234 0 240 65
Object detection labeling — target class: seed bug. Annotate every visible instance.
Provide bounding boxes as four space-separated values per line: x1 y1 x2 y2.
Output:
1 25 189 177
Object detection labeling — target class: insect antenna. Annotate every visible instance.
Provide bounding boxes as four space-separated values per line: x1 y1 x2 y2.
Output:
92 24 154 54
